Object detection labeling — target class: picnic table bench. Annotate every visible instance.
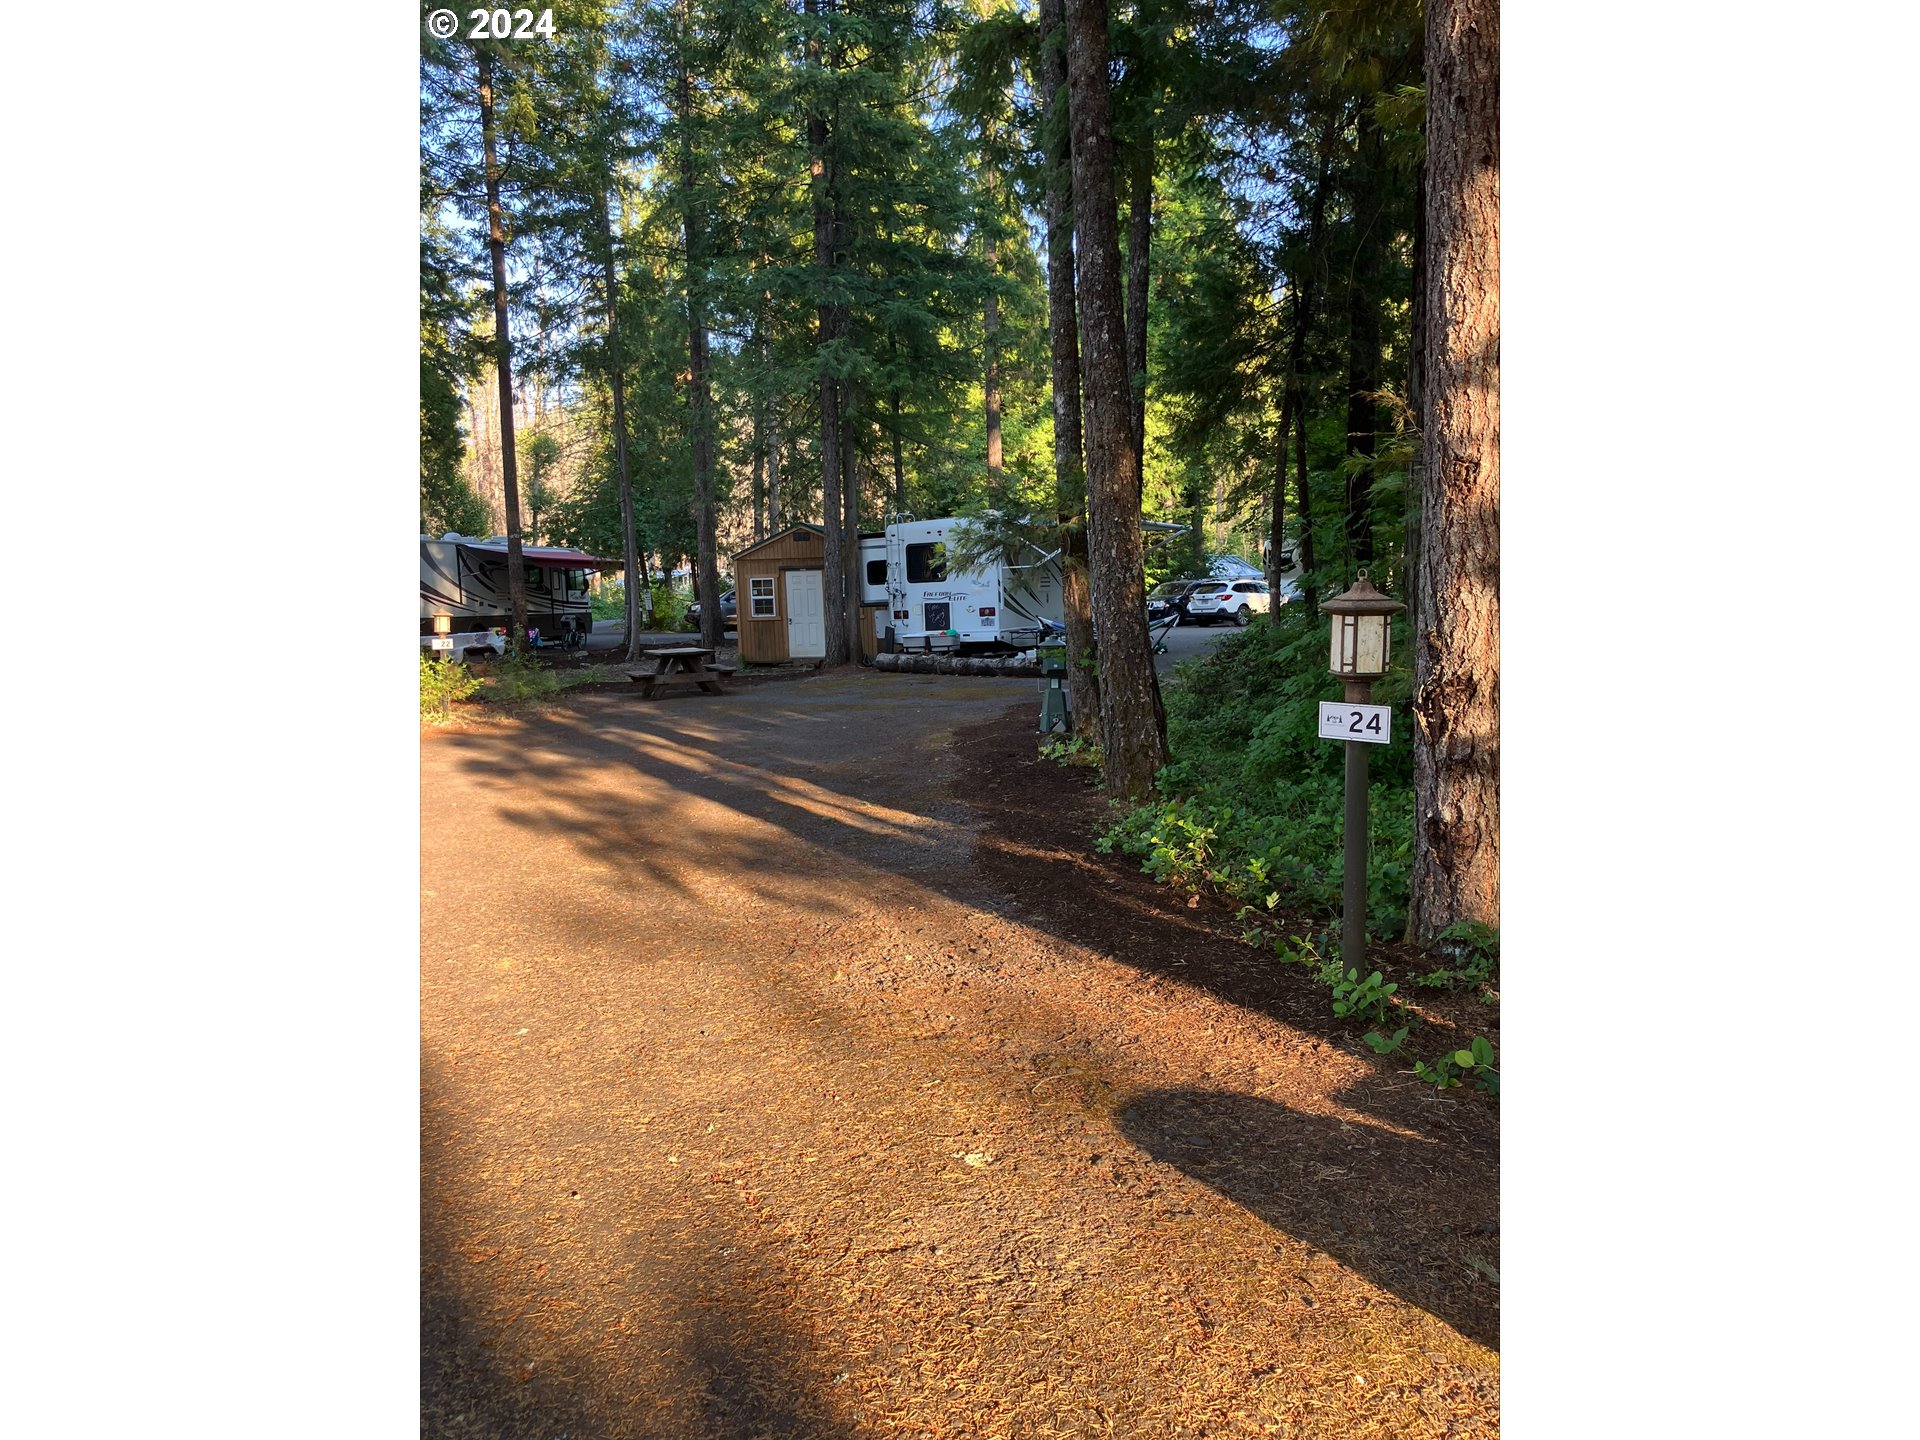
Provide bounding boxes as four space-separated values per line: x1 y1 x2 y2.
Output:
626 646 734 699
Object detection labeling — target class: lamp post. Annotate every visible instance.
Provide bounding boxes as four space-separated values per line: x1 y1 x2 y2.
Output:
1320 569 1405 980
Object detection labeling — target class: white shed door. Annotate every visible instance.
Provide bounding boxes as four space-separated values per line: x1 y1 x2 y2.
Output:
784 569 826 658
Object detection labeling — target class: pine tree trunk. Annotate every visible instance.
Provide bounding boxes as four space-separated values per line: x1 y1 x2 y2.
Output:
809 0 849 665
1343 112 1386 572
1409 0 1500 937
768 406 783 533
890 387 907 514
596 194 647 664
678 37 721 654
478 47 528 650
1039 0 1100 732
1125 139 1153 473
1066 0 1168 800
1295 404 1318 613
1404 160 1427 633
752 399 766 543
840 382 862 659
1276 124 1336 599
985 235 1003 481
1266 389 1293 592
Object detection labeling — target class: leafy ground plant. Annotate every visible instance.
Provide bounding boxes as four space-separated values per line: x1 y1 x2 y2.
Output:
420 652 481 724
1414 1035 1498 1094
1331 968 1400 1026
1040 735 1103 769
1411 920 1500 991
483 653 564 704
1103 608 1415 935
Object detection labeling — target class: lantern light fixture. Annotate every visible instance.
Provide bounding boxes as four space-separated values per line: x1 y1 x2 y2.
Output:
1319 570 1405 679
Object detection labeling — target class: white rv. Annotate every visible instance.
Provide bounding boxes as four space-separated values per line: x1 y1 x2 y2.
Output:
860 517 1064 654
419 533 618 651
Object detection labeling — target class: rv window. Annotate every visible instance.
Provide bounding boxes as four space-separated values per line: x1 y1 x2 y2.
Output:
567 569 589 591
906 542 947 584
526 565 546 590
749 577 776 618
865 558 887 587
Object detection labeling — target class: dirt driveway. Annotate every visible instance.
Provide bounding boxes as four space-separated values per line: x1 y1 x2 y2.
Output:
421 671 1498 1439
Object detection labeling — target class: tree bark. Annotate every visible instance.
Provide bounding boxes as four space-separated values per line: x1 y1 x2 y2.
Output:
596 192 647 664
1404 159 1427 628
982 134 1004 484
768 404 783 533
1039 0 1100 733
1269 120 1335 597
1295 402 1318 614
477 47 529 650
678 32 721 654
890 387 907 513
1409 0 1500 937
1343 110 1386 571
1266 390 1293 592
840 382 863 658
985 233 1003 481
808 0 850 665
1125 137 1153 474
1066 0 1168 800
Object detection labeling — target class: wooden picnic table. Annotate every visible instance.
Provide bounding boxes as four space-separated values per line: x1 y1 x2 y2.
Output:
626 645 736 699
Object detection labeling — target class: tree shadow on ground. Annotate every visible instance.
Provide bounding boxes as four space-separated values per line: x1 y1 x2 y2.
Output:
422 1055 854 1440
422 681 1498 1361
1114 1075 1499 1350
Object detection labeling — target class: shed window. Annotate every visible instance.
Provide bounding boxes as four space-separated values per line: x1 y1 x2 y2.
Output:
906 541 947 583
749 577 776 618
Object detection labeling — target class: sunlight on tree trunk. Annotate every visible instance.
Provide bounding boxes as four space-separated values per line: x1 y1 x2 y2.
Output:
1067 0 1168 799
478 46 529 651
1410 0 1500 937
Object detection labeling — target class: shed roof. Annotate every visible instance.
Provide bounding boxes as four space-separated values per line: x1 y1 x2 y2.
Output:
732 523 826 561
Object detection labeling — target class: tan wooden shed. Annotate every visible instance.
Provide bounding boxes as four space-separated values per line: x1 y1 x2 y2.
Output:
732 525 830 664
733 525 890 663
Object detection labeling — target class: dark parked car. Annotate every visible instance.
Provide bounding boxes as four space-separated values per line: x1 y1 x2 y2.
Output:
1146 579 1207 625
685 588 736 629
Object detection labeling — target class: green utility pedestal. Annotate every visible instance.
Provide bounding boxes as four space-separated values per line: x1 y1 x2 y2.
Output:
1037 640 1070 735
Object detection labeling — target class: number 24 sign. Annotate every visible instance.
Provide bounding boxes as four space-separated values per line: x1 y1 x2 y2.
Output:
1318 701 1391 745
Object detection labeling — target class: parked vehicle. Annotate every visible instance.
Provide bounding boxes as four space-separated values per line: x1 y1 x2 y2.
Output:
1183 578 1272 626
865 517 1064 654
1147 580 1195 625
420 533 618 652
686 588 737 629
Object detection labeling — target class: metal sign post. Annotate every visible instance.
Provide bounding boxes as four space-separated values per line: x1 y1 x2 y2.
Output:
1318 572 1405 981
1339 678 1375 976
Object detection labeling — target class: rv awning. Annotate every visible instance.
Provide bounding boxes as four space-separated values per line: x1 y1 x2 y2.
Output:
456 541 623 570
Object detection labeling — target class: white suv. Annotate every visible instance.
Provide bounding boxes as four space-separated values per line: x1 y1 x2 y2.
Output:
1184 579 1271 626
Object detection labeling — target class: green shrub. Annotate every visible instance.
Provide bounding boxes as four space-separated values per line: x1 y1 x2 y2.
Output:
591 579 690 630
648 581 691 631
420 651 481 723
482 653 563 704
1102 605 1416 935
590 583 626 621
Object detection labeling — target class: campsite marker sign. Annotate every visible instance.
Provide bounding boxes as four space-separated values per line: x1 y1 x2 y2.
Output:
1318 570 1405 980
1317 701 1390 745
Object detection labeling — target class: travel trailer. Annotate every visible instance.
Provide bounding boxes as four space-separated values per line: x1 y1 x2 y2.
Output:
419 534 619 651
862 517 1064 655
